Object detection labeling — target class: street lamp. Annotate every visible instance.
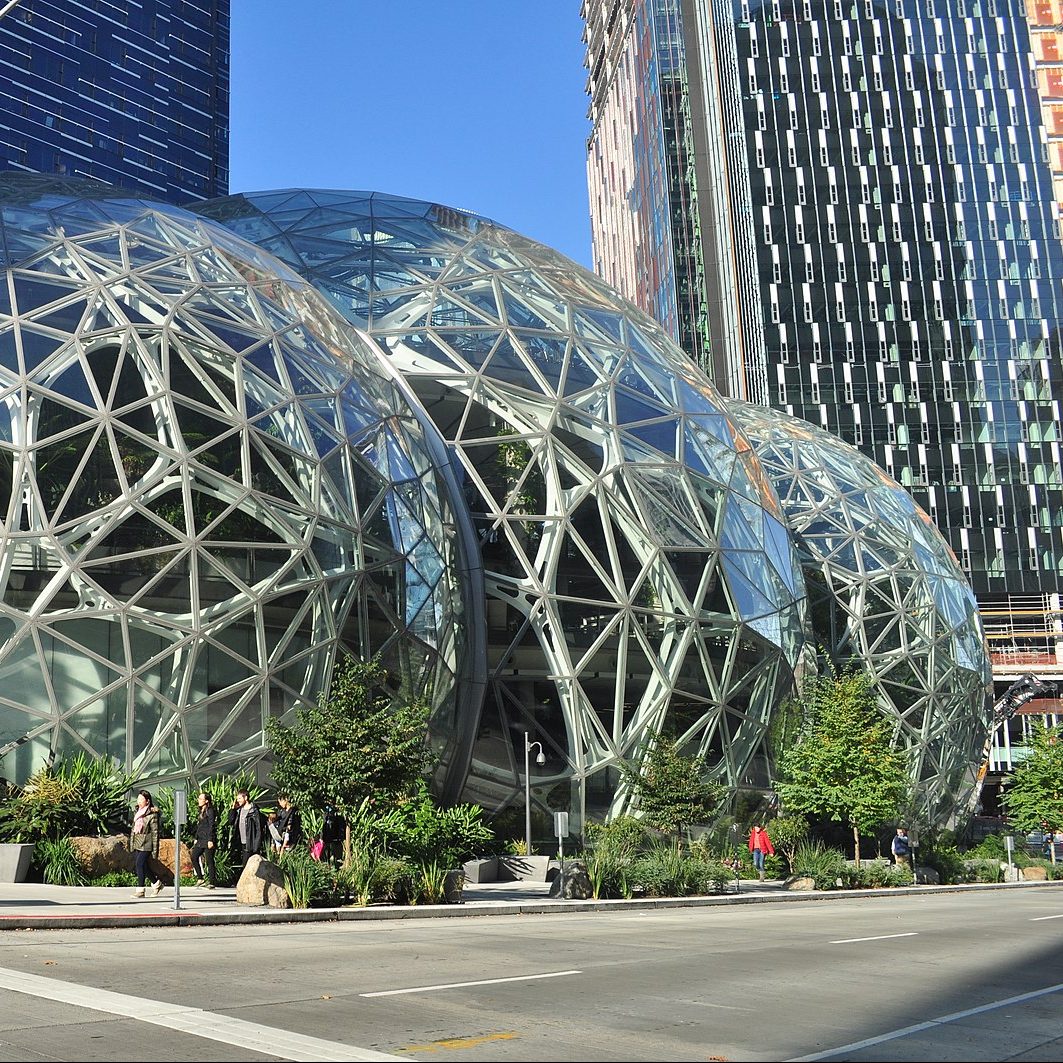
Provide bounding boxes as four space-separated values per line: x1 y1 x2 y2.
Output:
524 731 545 856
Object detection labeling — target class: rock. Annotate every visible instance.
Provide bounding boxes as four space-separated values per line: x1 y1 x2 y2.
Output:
914 865 939 885
548 859 593 900
236 854 291 908
149 840 195 886
1022 866 1048 881
785 876 817 891
70 836 136 878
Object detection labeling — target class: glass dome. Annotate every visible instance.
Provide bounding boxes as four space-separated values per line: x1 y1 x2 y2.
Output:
728 400 992 821
198 189 810 824
0 176 465 788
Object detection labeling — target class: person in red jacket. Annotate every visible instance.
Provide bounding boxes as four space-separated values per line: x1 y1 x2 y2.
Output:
748 824 775 881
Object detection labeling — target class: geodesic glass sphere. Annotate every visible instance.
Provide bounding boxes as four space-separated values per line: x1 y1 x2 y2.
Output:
728 400 992 821
0 176 463 786
198 189 810 822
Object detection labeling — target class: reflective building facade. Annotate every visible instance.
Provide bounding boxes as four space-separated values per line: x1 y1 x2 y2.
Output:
0 176 463 788
0 0 229 202
198 189 810 828
583 0 1063 686
730 400 992 822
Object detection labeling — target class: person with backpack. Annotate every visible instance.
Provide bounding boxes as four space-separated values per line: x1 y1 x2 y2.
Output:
275 794 303 855
229 789 262 869
892 826 912 868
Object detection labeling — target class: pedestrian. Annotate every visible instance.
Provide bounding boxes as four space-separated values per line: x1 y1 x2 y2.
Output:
748 823 775 881
190 792 217 889
228 788 262 868
129 789 163 899
321 803 346 866
892 826 911 868
275 794 303 855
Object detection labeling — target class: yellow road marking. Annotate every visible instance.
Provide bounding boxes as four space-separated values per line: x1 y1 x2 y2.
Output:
397 1032 519 1053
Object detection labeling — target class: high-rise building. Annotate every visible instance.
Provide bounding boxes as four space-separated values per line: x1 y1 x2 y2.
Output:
583 0 1063 688
0 0 229 202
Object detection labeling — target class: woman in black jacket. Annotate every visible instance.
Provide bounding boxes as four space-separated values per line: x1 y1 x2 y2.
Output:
190 792 218 888
275 794 303 854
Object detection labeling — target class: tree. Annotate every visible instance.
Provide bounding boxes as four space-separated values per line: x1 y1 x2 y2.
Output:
622 732 722 838
265 655 431 858
765 815 809 876
774 670 907 866
1001 722 1063 859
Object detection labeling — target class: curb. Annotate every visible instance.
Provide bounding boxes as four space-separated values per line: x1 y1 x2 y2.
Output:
0 879 1058 931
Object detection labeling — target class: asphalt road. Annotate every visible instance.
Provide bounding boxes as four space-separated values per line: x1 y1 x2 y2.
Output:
0 887 1060 1062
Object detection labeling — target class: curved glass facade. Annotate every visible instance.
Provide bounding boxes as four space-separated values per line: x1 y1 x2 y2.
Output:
0 176 463 787
198 189 809 826
730 400 992 821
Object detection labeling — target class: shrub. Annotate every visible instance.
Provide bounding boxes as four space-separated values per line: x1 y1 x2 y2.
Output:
412 859 448 904
853 858 911 888
370 794 494 868
792 840 850 890
967 834 1007 860
35 838 88 886
0 755 133 841
278 847 335 908
963 858 1004 883
585 847 633 899
91 870 137 887
765 816 809 875
372 855 413 904
921 843 966 885
586 816 646 858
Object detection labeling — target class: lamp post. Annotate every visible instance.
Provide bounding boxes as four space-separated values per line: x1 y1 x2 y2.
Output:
524 731 545 856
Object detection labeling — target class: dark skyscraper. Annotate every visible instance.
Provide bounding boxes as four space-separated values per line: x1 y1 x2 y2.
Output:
583 0 1063 683
0 0 229 202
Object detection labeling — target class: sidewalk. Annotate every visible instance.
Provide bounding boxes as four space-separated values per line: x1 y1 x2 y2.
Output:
0 877 1057 931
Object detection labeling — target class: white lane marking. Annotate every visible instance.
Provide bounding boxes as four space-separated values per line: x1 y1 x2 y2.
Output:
1031 914 1063 921
0 965 402 1062
829 932 918 944
361 969 582 997
786 981 1063 1062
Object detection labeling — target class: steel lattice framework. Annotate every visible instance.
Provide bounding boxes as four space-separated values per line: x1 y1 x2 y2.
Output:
729 400 992 822
198 189 809 822
0 176 463 786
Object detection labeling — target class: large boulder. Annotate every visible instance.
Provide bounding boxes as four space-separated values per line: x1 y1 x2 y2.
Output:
1022 866 1049 881
70 836 136 877
236 854 291 908
150 840 195 886
548 859 593 900
914 865 940 885
785 876 817 891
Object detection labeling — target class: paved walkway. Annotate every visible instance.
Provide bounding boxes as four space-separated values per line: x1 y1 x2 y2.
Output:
0 876 1058 930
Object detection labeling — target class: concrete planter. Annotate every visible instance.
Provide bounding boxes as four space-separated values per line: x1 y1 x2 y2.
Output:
0 843 34 882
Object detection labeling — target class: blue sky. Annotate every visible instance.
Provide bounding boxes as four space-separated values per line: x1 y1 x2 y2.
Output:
230 2 593 267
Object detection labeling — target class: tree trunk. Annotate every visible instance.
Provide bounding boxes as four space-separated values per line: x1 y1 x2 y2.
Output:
343 823 351 868
853 824 861 868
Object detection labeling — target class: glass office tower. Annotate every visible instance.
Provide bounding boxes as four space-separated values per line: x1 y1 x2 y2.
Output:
584 0 1063 679
0 0 228 202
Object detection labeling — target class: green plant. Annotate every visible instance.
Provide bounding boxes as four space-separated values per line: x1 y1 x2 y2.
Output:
369 792 494 868
0 754 133 842
765 816 809 875
775 669 908 865
278 847 334 908
852 858 911 888
792 840 850 890
1001 722 1063 837
967 834 1008 860
621 733 723 838
266 655 432 860
90 870 137 887
35 838 88 886
921 842 966 885
413 859 448 904
962 858 1004 883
